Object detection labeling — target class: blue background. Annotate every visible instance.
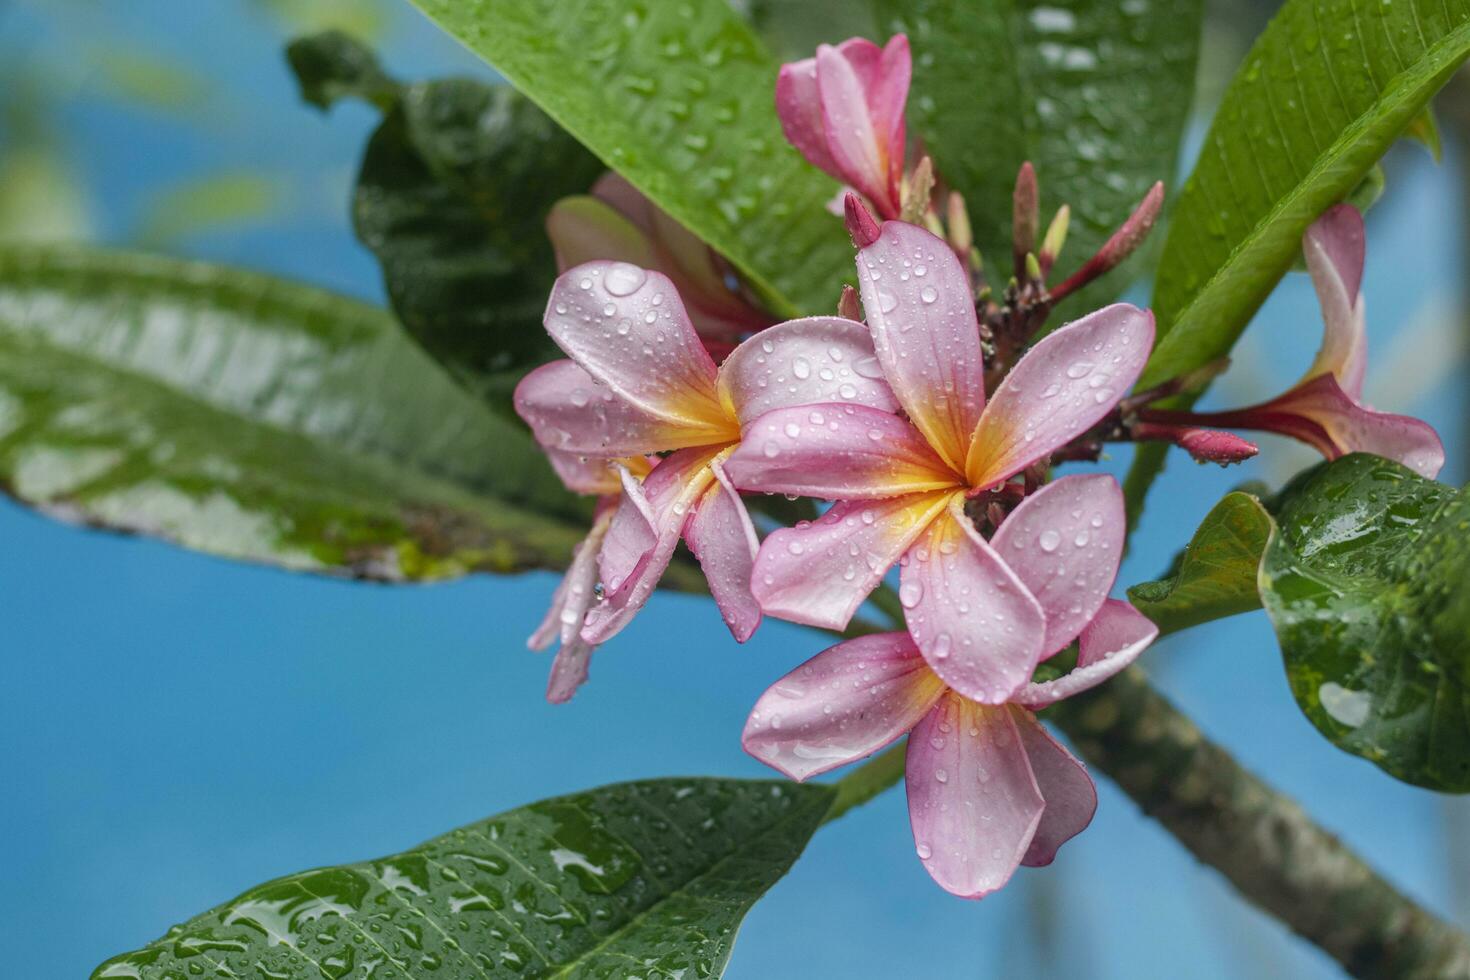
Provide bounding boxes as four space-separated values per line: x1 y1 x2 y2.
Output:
1 3 1466 977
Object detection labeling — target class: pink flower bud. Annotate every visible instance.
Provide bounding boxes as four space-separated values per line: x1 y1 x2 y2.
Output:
777 36 911 219
844 192 881 248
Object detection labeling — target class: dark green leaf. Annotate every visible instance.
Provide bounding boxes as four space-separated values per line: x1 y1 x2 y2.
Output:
1143 0 1470 389
743 0 877 60
93 777 834 979
351 79 605 414
0 245 594 582
1128 490 1272 636
404 0 853 318
1260 454 1470 792
875 0 1202 306
286 30 399 110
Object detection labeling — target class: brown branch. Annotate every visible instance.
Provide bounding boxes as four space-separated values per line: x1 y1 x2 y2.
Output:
1047 666 1470 980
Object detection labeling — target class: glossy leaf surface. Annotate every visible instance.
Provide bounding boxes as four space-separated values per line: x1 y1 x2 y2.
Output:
405 0 853 317
94 778 833 979
1128 491 1272 636
0 246 592 581
1260 455 1470 792
1144 0 1470 387
876 0 1202 303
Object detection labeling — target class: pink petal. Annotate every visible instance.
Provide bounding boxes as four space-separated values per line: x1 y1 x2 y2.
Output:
544 262 733 438
546 194 659 273
684 458 762 642
530 508 615 704
906 693 1044 899
857 222 987 472
582 448 717 644
596 464 659 602
543 448 622 496
1302 204 1368 398
967 304 1155 487
1266 374 1445 479
873 36 910 194
726 403 957 500
816 43 891 214
1012 707 1097 867
752 490 953 631
515 359 710 456
716 316 900 427
901 501 1047 704
776 55 840 178
990 474 1126 657
1013 599 1159 709
743 632 945 781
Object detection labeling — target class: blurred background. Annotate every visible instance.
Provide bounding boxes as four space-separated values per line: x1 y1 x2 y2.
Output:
0 1 1466 977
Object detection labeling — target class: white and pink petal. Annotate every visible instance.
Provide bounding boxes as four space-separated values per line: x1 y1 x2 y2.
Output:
683 458 762 642
906 694 1044 899
743 632 945 781
1013 599 1159 709
1012 707 1097 867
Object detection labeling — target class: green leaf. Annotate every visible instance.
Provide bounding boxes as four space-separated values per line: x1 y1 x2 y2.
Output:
1260 454 1470 792
1128 490 1272 636
93 777 833 979
352 80 605 415
1143 0 1470 389
0 245 597 582
404 0 853 318
288 41 606 417
743 0 877 60
875 0 1202 305
285 30 399 110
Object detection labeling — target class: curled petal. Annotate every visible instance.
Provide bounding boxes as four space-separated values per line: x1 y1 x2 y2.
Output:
516 360 709 456
543 449 623 497
990 474 1126 657
967 304 1154 487
726 403 958 500
857 222 987 472
743 632 945 781
1012 707 1097 867
547 194 659 273
1302 203 1368 399
716 316 899 426
1013 599 1159 709
530 508 615 704
817 43 890 214
752 490 953 631
544 262 734 438
684 458 762 642
901 501 1047 703
906 694 1044 899
1283 374 1445 479
583 448 718 644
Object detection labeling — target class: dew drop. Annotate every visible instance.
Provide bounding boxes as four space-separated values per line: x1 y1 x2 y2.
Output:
603 262 647 296
920 286 938 304
1066 360 1094 379
784 421 802 438
792 356 812 380
899 580 924 607
1039 530 1062 553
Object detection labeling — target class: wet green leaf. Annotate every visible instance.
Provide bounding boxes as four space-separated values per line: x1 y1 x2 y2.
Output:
352 80 605 416
0 245 597 582
1128 0 1470 516
1128 491 1272 636
287 36 606 417
875 0 1202 308
1260 455 1470 792
1144 0 1470 389
93 777 833 979
404 0 853 318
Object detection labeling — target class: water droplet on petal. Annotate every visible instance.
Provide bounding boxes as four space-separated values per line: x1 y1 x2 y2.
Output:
603 262 647 296
1039 530 1062 553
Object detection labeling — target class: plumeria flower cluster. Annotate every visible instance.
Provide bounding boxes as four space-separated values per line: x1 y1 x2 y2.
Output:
513 32 1445 898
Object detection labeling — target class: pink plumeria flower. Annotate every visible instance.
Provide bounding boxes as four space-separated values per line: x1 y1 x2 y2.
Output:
515 260 899 651
777 36 911 220
726 220 1154 704
526 451 650 703
1141 204 1444 477
744 598 1158 898
547 173 771 349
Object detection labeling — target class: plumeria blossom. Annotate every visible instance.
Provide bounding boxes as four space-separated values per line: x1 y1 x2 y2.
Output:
515 259 899 655
1139 204 1444 478
546 173 771 349
726 220 1154 704
744 598 1158 897
777 35 911 219
526 451 650 703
